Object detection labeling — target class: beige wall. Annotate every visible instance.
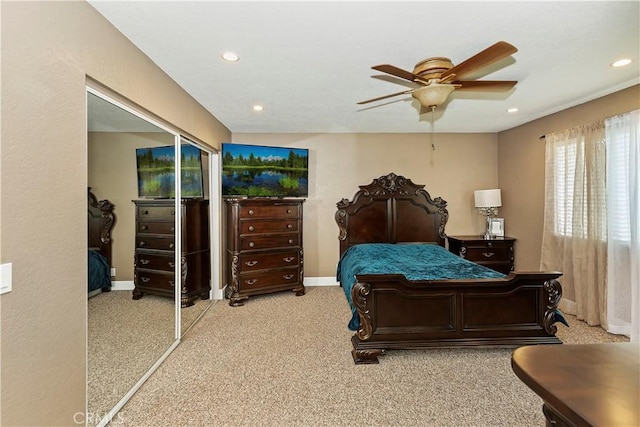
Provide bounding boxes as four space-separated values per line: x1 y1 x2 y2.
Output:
0 2 230 425
232 133 501 276
498 85 639 270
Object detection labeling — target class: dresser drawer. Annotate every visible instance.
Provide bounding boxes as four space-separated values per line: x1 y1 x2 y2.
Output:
465 245 511 262
238 250 300 272
136 252 175 272
240 204 300 219
240 219 299 234
135 269 175 290
239 268 300 290
136 235 175 251
137 205 176 219
240 234 299 251
138 221 175 235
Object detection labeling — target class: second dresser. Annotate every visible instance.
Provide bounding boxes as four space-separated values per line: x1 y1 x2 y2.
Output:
224 198 305 306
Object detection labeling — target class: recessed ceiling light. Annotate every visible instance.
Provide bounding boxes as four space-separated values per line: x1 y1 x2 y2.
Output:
221 51 239 62
252 105 264 112
611 58 631 68
507 107 519 113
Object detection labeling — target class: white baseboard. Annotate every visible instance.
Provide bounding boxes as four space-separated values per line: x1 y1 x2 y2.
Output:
304 277 339 287
109 277 337 294
111 280 134 291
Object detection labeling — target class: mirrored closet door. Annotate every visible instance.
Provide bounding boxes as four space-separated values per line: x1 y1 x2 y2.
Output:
87 90 180 425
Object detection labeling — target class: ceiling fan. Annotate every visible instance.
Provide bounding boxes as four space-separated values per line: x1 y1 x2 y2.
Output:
358 41 518 111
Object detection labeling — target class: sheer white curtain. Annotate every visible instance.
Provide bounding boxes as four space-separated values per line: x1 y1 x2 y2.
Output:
605 109 639 342
540 121 607 326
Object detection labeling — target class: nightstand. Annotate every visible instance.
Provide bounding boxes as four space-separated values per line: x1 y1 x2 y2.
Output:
447 235 515 274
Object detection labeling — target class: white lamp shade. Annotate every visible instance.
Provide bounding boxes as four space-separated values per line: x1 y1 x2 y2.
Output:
474 189 502 208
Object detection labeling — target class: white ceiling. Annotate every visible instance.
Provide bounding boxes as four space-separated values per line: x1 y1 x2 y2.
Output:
88 1 639 134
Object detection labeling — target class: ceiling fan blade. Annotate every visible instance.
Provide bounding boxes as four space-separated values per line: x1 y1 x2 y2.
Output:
372 64 424 83
357 89 414 105
454 80 517 91
441 41 517 81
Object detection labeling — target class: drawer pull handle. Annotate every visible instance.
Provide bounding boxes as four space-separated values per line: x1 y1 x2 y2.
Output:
140 259 150 265
170 227 175 232
248 209 255 215
169 243 175 249
142 210 149 215
141 276 150 283
171 210 175 215
245 260 258 267
245 279 257 285
249 242 255 248
139 241 146 246
287 224 293 229
287 209 292 214
248 225 255 231
288 239 294 245
168 262 175 268
283 256 295 263
141 225 148 231
283 274 294 280
482 252 495 258
169 280 174 287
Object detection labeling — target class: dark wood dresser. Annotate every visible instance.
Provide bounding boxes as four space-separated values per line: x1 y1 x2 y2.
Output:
447 235 515 274
224 198 305 306
133 199 210 307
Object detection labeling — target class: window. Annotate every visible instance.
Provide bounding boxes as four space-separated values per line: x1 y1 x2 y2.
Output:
607 127 632 242
545 125 606 240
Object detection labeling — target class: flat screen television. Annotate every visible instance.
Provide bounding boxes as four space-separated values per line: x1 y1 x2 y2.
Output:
222 143 309 198
136 144 204 198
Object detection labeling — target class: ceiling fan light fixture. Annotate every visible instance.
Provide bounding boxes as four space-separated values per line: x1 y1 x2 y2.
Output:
411 84 455 108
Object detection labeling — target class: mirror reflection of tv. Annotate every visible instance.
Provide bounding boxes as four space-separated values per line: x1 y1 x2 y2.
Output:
222 143 308 198
136 144 204 198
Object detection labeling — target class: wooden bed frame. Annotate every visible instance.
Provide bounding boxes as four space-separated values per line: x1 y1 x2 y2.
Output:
335 173 563 364
88 187 115 292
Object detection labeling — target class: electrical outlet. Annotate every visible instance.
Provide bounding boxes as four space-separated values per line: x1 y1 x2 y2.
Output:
111 268 116 277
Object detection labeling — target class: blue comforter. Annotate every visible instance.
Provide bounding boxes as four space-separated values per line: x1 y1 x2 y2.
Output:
336 243 506 330
88 250 111 293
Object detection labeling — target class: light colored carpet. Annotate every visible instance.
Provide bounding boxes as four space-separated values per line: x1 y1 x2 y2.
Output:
88 291 210 424
107 286 628 427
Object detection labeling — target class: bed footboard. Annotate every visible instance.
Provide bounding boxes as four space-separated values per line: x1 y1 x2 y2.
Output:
350 272 563 364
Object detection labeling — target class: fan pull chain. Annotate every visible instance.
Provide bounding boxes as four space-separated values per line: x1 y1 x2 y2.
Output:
430 106 436 166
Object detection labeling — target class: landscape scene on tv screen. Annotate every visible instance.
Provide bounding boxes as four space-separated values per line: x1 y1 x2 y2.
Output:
136 144 204 198
222 143 308 197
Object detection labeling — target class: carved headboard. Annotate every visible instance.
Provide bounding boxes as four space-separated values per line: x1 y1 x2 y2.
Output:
335 173 449 257
88 188 115 266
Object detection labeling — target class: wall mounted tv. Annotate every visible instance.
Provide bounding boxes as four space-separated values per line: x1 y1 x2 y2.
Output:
136 144 204 198
222 143 309 198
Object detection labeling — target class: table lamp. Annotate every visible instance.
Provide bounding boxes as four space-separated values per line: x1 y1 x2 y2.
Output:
474 189 502 239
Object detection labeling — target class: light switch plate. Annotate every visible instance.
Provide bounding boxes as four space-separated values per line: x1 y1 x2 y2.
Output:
1 263 13 294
